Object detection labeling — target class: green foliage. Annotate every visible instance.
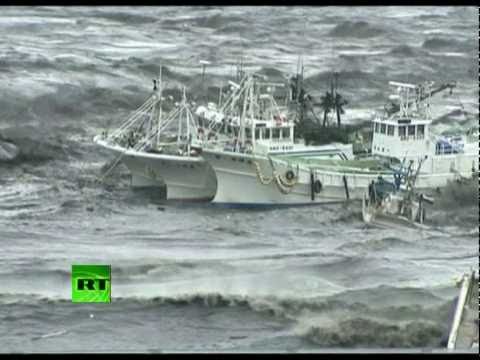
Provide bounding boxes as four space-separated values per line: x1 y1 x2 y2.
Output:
295 118 362 145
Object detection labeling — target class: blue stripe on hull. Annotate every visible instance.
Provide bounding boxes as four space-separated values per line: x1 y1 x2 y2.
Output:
210 200 352 209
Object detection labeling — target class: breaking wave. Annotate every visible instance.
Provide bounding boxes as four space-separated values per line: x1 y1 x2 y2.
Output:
300 317 445 348
0 288 452 349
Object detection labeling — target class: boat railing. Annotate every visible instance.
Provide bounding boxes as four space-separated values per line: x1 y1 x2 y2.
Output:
399 134 425 141
269 156 392 176
435 141 465 155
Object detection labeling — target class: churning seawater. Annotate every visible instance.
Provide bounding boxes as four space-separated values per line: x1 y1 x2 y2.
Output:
0 6 478 352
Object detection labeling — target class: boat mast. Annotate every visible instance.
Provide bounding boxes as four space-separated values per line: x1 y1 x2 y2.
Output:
295 14 307 122
156 65 163 149
249 77 255 151
183 86 191 155
239 77 249 150
177 95 182 146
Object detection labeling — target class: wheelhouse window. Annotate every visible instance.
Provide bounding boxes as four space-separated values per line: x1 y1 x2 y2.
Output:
265 129 271 139
417 125 425 138
408 125 415 136
374 122 380 133
272 128 281 139
387 125 394 136
380 123 386 134
399 126 406 137
255 128 260 140
283 128 291 139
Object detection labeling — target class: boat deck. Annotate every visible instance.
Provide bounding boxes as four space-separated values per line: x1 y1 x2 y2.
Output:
273 155 393 174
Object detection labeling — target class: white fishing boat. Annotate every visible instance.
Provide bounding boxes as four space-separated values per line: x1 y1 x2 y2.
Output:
446 270 479 350
94 68 217 201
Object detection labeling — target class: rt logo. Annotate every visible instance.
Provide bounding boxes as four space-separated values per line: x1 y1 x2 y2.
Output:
72 265 111 303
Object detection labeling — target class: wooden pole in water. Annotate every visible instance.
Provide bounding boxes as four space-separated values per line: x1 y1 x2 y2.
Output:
310 170 315 201
342 175 350 200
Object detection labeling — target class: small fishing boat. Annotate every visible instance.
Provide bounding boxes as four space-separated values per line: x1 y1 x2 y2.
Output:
362 157 434 229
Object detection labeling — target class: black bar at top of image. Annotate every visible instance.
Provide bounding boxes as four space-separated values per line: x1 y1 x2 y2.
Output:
1 1 480 7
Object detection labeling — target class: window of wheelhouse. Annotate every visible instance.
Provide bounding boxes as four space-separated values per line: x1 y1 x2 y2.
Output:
408 125 415 136
387 125 394 136
245 128 252 140
272 128 281 139
255 128 260 140
265 128 271 140
380 123 386 134
283 127 291 140
399 126 406 137
374 122 380 133
417 125 425 138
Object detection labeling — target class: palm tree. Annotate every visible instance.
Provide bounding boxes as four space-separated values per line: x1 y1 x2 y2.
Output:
333 93 348 128
319 91 334 127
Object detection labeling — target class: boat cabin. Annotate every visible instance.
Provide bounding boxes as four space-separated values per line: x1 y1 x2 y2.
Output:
220 75 296 155
371 81 478 175
371 116 431 160
245 91 295 154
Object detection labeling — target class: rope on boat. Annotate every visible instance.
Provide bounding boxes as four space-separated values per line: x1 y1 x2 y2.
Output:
273 172 296 194
253 157 299 194
96 149 128 184
109 96 157 140
253 160 274 185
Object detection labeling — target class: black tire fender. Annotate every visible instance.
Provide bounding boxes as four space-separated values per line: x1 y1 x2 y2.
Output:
285 170 295 181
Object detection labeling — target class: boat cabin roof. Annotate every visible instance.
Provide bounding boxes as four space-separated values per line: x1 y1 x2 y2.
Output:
374 116 431 126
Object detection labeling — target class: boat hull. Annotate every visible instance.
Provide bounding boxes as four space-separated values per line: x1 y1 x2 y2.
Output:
202 149 386 205
95 138 217 201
